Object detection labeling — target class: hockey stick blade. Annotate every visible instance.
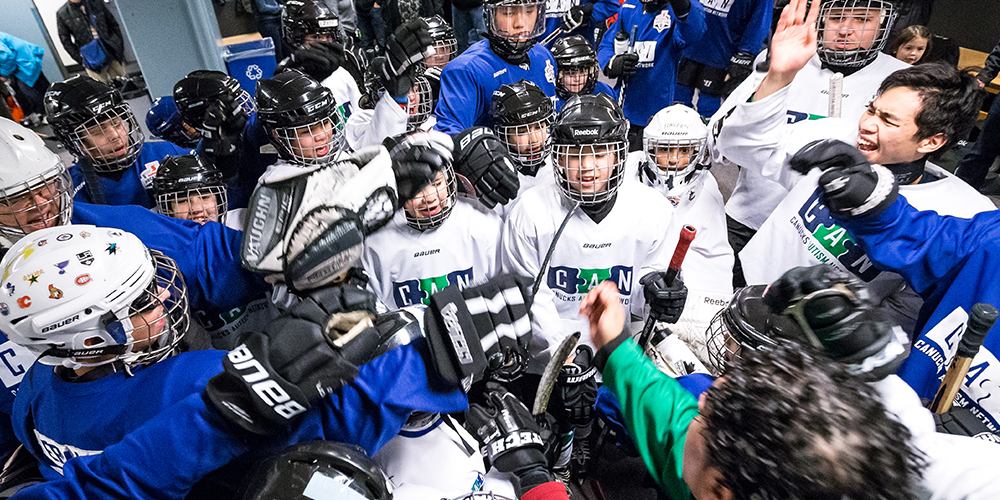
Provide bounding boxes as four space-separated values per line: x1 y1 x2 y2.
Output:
533 331 581 416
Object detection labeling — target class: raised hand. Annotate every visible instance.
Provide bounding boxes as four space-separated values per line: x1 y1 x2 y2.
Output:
754 0 821 100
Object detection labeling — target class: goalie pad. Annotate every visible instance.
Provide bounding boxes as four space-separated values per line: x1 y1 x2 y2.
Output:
242 147 398 291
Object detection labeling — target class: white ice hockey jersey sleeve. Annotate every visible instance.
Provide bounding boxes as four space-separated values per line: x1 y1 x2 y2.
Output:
345 92 409 151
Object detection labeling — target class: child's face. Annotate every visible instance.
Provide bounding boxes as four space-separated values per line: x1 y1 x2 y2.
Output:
0 177 63 234
560 145 616 195
559 68 590 94
171 191 220 225
651 144 696 172
79 117 131 162
821 7 881 52
404 171 450 220
285 121 335 160
895 37 928 65
493 3 539 41
128 285 171 351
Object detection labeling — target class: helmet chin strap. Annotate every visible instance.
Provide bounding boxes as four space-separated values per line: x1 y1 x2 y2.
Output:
487 37 531 66
883 156 927 186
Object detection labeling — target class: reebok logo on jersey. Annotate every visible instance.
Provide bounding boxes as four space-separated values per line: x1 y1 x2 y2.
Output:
796 189 879 281
393 268 474 308
547 265 633 295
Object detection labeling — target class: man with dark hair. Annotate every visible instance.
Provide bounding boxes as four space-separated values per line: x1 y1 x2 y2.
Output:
580 280 924 500
55 0 126 82
955 35 1000 191
713 0 993 335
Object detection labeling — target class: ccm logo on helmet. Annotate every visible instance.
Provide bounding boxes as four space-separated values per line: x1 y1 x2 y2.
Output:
42 314 80 333
572 128 599 137
227 344 307 420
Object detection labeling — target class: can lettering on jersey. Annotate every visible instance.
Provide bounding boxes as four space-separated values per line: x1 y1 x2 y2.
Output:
547 265 633 294
393 268 475 308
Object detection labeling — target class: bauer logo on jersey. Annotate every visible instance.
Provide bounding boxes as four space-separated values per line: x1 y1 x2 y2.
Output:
393 268 475 308
547 265 633 295
796 189 879 282
653 10 672 32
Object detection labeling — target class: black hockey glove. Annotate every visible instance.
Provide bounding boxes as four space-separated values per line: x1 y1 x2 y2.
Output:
453 127 520 208
200 100 247 156
423 274 534 387
204 285 379 435
466 383 552 495
375 18 433 97
288 40 345 82
605 52 639 80
388 130 454 205
789 139 898 218
550 345 598 430
561 3 594 32
372 57 417 98
723 51 755 95
640 272 687 323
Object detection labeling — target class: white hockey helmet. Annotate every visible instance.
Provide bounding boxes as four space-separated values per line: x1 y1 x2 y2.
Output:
0 225 190 371
816 0 897 68
0 118 74 243
641 104 708 194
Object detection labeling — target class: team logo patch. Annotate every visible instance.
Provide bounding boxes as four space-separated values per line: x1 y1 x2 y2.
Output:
106 243 117 255
392 268 475 308
80 231 91 239
0 303 8 316
5 283 13 296
36 240 47 247
545 59 556 84
547 265 634 295
653 10 672 32
56 233 72 242
140 161 160 190
77 251 94 266
23 270 43 286
16 296 30 309
75 274 91 286
48 284 63 300
55 261 69 275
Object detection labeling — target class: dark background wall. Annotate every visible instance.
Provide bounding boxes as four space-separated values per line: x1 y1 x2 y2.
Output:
927 0 999 53
214 0 258 38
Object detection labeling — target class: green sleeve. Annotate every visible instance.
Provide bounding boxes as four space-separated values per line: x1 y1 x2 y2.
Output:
602 340 699 500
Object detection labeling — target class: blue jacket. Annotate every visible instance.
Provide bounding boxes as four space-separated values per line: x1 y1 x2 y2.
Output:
0 32 44 87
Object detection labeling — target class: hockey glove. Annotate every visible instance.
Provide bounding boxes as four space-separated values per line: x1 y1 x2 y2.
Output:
424 274 534 387
550 345 598 429
561 3 594 32
200 100 247 156
453 127 520 208
288 40 345 82
376 18 434 96
242 147 398 291
204 285 379 435
604 52 639 80
789 139 898 217
466 383 552 495
723 51 755 95
640 272 687 323
372 57 417 99
389 130 454 205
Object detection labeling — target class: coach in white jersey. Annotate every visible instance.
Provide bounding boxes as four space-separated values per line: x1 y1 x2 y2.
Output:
502 94 675 372
710 0 908 288
715 0 993 332
362 131 501 312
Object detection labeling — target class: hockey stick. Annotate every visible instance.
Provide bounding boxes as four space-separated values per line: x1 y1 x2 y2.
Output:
539 27 564 47
532 201 582 297
930 303 998 413
617 25 638 109
828 72 844 118
532 331 581 416
637 225 697 350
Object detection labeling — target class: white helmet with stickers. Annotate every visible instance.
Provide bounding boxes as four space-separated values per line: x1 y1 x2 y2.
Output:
0 118 74 243
0 225 189 371
641 104 708 197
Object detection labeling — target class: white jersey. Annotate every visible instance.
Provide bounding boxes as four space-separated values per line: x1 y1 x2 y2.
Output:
716 83 995 329
373 414 517 500
501 180 675 372
321 67 363 121
345 92 409 151
362 197 502 312
494 156 555 220
710 51 910 230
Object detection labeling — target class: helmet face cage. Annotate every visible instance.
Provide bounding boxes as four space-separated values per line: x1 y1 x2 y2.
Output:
484 0 547 58
403 164 457 230
236 89 257 116
406 76 435 131
816 0 896 68
553 141 627 204
496 112 553 172
69 104 144 172
270 108 347 165
0 161 73 241
425 37 458 70
156 186 229 225
118 249 190 368
282 8 343 48
642 136 705 190
556 59 598 100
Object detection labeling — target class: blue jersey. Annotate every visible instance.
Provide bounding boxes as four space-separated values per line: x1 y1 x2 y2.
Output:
555 80 617 111
434 40 558 135
838 196 1000 431
69 142 193 209
11 340 467 498
680 0 770 70
597 0 705 126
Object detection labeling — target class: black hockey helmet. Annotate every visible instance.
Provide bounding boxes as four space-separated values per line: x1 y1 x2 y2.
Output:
146 96 201 148
705 285 794 375
172 70 255 132
491 79 554 174
483 0 547 62
255 69 345 164
817 0 897 68
44 75 144 172
423 15 457 70
551 35 598 100
551 94 628 204
154 154 227 224
244 441 392 500
282 0 343 48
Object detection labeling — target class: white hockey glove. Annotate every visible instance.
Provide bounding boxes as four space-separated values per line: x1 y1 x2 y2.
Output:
241 147 398 291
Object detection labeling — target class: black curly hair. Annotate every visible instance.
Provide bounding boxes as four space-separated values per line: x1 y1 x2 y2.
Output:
700 341 925 500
